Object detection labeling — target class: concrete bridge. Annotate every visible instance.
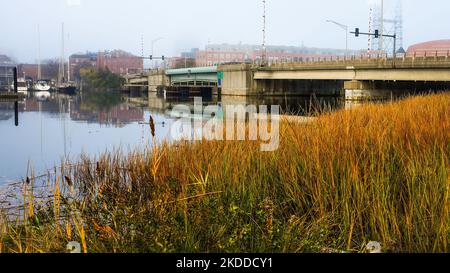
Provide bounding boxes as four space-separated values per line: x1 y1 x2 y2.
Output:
125 55 450 99
220 56 450 99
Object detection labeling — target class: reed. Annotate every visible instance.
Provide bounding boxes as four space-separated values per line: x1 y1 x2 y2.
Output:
0 93 448 253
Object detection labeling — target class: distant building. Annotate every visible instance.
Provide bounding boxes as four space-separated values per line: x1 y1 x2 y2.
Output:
97 50 143 75
17 64 39 80
69 52 98 80
407 40 450 57
181 48 199 59
17 62 60 81
194 43 358 66
0 54 15 90
0 55 14 65
69 50 143 79
166 57 196 69
196 50 248 67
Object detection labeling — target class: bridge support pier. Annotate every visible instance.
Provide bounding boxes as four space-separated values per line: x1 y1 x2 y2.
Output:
148 70 169 93
345 80 401 101
220 64 255 96
344 80 450 100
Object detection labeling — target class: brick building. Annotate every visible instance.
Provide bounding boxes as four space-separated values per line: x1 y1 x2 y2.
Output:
17 64 39 80
195 50 248 66
97 50 143 75
192 43 357 66
69 52 98 79
69 50 143 79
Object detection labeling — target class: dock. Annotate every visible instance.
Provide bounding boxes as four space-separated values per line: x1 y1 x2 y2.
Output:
0 93 25 101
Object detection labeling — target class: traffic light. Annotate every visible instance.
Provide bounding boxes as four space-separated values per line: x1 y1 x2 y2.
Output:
374 29 379 38
149 55 153 60
162 56 165 61
355 28 360 37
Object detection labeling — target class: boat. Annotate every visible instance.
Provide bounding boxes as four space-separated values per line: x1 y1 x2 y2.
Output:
33 80 52 92
10 78 28 94
57 82 77 95
56 23 77 95
34 90 51 101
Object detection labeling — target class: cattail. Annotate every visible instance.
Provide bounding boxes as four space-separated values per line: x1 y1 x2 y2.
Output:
64 176 73 187
149 115 155 138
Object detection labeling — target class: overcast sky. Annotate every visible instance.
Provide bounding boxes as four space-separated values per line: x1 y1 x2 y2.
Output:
1 0 449 63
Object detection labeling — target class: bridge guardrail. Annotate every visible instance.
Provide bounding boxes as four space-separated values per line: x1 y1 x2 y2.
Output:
256 55 450 71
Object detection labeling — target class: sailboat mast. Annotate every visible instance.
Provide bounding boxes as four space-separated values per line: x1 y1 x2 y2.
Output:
68 55 70 82
58 23 65 85
37 25 41 80
62 23 65 82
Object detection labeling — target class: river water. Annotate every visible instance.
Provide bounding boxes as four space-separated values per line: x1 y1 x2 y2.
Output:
0 91 350 185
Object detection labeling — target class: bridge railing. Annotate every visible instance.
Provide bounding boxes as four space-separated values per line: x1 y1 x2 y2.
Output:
252 51 450 70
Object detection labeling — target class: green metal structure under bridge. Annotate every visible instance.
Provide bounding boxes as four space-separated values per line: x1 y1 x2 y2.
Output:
165 66 219 87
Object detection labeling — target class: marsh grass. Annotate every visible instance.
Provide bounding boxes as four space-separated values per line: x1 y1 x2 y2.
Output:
0 94 449 253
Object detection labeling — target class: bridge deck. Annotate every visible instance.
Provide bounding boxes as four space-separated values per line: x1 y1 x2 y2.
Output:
258 56 450 71
254 57 450 82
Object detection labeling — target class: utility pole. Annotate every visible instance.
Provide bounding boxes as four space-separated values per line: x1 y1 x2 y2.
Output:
261 0 267 66
141 35 144 58
141 35 145 72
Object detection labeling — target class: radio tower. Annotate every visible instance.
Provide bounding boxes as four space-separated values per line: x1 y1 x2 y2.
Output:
369 0 403 56
368 5 373 56
394 0 404 52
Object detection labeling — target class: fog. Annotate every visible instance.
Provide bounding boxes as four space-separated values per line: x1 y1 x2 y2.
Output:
1 0 449 63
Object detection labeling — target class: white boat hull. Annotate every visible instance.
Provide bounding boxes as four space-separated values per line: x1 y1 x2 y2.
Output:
34 82 51 92
34 91 51 101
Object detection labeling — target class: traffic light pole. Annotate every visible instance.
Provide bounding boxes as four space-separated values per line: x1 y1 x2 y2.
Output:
141 56 166 70
351 28 397 67
143 56 165 61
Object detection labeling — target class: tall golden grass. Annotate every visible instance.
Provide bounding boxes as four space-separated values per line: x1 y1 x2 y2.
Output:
0 93 449 253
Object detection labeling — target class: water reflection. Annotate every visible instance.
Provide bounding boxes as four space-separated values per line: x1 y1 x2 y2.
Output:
147 92 345 116
0 91 345 185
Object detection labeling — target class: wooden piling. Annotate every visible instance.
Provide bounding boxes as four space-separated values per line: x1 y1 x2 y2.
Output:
13 67 18 94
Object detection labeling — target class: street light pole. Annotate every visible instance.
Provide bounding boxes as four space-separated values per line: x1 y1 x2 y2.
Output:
326 20 349 57
151 37 164 69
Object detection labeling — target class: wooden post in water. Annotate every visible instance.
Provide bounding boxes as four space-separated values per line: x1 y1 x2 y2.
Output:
13 67 18 94
13 67 19 126
14 101 18 127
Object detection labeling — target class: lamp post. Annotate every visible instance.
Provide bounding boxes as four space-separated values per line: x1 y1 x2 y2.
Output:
326 20 349 57
151 37 164 69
